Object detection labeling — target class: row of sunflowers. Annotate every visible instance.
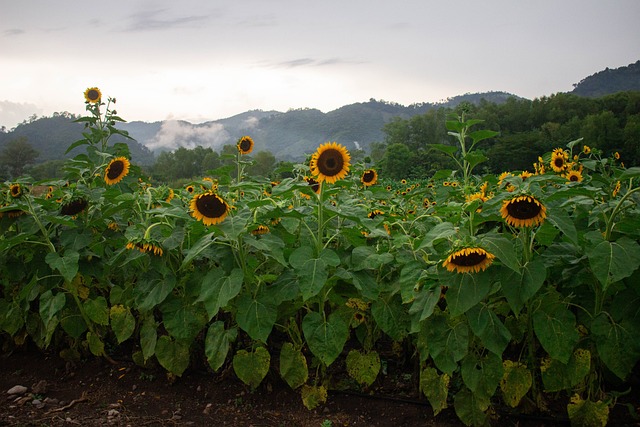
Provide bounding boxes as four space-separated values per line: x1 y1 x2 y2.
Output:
1 88 640 426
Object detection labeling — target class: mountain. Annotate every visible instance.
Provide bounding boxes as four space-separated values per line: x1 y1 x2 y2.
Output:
571 60 640 97
118 92 521 161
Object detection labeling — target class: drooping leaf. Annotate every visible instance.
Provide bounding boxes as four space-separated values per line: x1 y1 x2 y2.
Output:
302 311 349 366
532 296 579 364
445 270 493 317
541 349 591 392
155 335 190 376
109 304 135 344
567 395 610 427
300 384 327 410
233 347 270 390
500 260 547 316
83 296 109 326
235 291 277 343
466 303 511 356
279 342 308 390
500 360 532 408
587 235 640 292
453 387 489 427
419 367 450 416
45 251 80 283
425 313 469 376
196 268 243 319
204 321 238 372
345 349 380 387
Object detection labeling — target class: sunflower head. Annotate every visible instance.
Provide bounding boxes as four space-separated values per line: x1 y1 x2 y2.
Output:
564 170 583 183
126 239 164 256
309 142 351 184
190 191 230 226
104 157 131 185
60 198 88 216
368 209 384 219
361 169 378 187
500 194 547 228
442 247 495 274
304 176 321 194
84 87 102 104
551 148 568 173
9 184 22 198
251 225 270 235
237 136 254 155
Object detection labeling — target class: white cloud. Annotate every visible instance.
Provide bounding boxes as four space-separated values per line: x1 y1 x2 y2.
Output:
0 100 42 130
147 120 230 151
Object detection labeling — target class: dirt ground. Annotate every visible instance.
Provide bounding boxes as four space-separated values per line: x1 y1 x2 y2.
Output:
0 346 636 427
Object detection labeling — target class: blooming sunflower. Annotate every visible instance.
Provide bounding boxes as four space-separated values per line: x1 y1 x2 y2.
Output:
104 157 130 185
305 176 321 194
564 170 583 183
251 225 270 235
84 87 102 104
551 148 568 173
9 183 22 198
442 247 495 274
500 195 547 228
237 136 254 155
309 142 351 184
190 191 229 225
60 198 88 216
614 152 620 160
361 169 378 187
185 185 195 194
583 145 591 155
368 209 384 219
126 240 163 256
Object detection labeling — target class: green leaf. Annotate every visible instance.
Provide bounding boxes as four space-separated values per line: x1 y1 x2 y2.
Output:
45 251 79 283
1 303 24 335
399 260 427 303
461 352 503 400
454 387 489 426
155 335 190 376
431 143 458 156
480 234 521 273
235 291 277 343
196 268 243 319
469 129 499 144
86 331 105 357
425 314 469 376
233 347 271 390
466 303 511 356
418 222 457 250
302 311 349 366
204 321 237 372
83 296 109 326
140 316 157 361
60 309 87 339
181 231 216 267
541 349 591 392
587 236 640 291
445 270 493 317
532 298 579 364
463 151 488 170
279 342 308 389
500 360 532 408
409 287 441 323
109 305 135 344
300 384 327 410
290 246 329 301
161 299 207 342
591 312 640 380
546 207 578 244
500 260 547 315
39 291 66 325
618 166 640 181
371 294 408 340
134 273 176 312
419 367 449 416
345 349 380 387
567 396 610 427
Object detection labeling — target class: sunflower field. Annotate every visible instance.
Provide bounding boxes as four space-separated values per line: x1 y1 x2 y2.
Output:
2 89 640 426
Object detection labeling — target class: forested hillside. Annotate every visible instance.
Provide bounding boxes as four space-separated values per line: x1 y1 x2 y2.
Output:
571 60 640 97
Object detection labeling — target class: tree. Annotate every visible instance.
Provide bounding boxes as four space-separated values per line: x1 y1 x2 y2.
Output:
248 150 276 178
0 137 39 178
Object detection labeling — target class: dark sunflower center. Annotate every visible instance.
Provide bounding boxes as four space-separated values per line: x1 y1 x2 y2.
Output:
61 199 88 216
363 171 375 182
87 90 100 101
506 198 542 219
196 194 227 218
318 150 344 176
107 160 125 179
306 178 320 193
451 251 486 267
554 158 564 168
239 139 252 152
10 186 20 196
569 174 579 181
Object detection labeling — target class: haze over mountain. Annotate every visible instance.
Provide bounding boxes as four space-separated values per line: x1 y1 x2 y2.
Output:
1 60 638 166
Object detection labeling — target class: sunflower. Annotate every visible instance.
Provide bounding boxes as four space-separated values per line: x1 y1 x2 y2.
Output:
186 185 195 194
309 142 351 184
612 181 621 197
442 247 495 274
361 169 378 187
251 225 270 235
104 157 130 185
500 195 547 228
9 183 22 198
126 240 163 256
305 176 321 194
84 87 102 103
368 209 384 219
237 136 254 155
614 152 620 160
583 145 591 155
190 191 229 225
564 170 583 183
60 198 88 216
551 148 568 173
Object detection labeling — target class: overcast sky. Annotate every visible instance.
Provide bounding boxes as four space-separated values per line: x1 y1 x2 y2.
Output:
1 0 639 129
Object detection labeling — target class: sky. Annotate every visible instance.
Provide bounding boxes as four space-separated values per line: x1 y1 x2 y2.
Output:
1 0 639 130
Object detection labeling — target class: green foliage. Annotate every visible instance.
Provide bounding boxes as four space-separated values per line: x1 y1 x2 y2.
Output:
232 347 271 390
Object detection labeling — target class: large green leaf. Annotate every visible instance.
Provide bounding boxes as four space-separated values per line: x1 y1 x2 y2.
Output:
39 291 66 326
345 349 380 387
371 295 408 340
233 347 270 390
591 312 640 380
302 311 349 366
500 360 532 408
419 367 449 416
445 270 493 317
83 296 109 326
532 296 579 364
279 342 308 389
109 304 135 344
461 352 503 400
453 387 489 427
587 235 640 291
500 260 547 316
567 395 610 427
196 268 244 319
290 246 330 301
425 314 469 376
480 234 521 273
45 251 79 283
204 321 237 372
541 349 591 392
235 291 277 343
155 335 190 376
546 207 578 244
161 299 207 342
466 303 511 356
134 273 176 312
140 316 157 361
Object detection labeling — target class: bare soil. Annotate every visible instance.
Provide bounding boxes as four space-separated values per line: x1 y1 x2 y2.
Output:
0 346 637 426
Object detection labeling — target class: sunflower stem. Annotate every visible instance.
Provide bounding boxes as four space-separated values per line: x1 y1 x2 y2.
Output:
24 196 56 253
603 185 639 241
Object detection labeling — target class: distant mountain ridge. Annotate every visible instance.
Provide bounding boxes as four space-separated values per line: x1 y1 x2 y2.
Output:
571 60 640 97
